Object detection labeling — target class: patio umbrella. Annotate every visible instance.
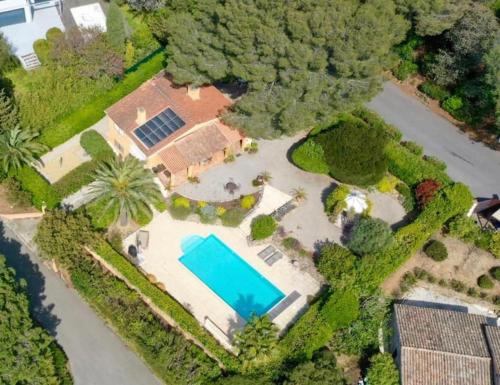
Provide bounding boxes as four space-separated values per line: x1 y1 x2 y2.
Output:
345 191 368 214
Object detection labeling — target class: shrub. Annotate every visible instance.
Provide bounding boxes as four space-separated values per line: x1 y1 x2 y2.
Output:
317 243 357 288
53 160 99 198
418 81 450 101
240 195 256 210
424 240 448 261
85 198 118 230
366 353 400 385
107 229 123 253
33 39 50 64
45 27 63 42
291 139 329 174
198 205 217 224
449 279 466 292
316 117 388 186
80 130 114 159
393 60 418 81
478 274 494 289
423 155 447 171
215 206 226 217
376 174 399 193
490 233 500 258
401 141 423 156
396 182 415 212
173 196 190 208
348 217 394 256
415 179 441 208
353 107 402 141
250 215 277 240
13 167 60 209
490 267 500 281
325 184 349 215
443 95 464 112
282 237 301 251
221 208 245 227
320 289 360 329
2 177 32 207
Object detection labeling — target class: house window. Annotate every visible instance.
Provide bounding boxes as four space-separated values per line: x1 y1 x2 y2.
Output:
114 140 124 154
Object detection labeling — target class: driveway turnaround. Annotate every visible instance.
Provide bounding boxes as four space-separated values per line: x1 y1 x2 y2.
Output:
0 219 162 385
368 82 500 198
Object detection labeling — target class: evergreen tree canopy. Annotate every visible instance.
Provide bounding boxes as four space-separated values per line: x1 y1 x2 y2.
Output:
106 2 127 53
0 90 19 132
315 117 388 186
0 255 59 384
365 353 400 385
284 349 346 385
0 32 18 72
164 0 409 138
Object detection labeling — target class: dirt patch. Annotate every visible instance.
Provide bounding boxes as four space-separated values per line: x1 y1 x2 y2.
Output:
389 74 499 151
381 233 500 297
0 184 35 215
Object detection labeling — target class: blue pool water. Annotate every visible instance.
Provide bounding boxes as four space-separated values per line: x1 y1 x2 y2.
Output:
179 234 285 320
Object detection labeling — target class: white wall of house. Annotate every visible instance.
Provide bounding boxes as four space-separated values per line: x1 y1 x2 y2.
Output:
0 0 31 23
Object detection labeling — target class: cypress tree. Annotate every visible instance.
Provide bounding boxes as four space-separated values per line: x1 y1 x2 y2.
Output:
106 1 126 54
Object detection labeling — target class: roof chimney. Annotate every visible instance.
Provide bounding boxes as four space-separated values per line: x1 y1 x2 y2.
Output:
187 84 200 101
136 106 147 125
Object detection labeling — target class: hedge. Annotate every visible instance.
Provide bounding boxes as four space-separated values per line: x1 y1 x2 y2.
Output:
291 139 329 174
39 51 165 148
53 160 99 198
93 241 238 370
80 130 114 159
13 167 60 209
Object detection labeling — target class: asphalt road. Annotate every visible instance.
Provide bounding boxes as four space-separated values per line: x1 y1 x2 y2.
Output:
368 82 500 198
0 219 162 385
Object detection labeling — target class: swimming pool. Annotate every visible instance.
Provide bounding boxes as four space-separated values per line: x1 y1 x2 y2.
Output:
179 234 285 320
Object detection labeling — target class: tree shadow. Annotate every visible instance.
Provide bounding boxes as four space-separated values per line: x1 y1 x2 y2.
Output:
0 221 61 336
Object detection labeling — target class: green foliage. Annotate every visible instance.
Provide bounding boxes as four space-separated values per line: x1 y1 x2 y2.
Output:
13 166 60 209
418 81 450 101
46 27 63 42
198 204 217 224
491 233 500 258
240 195 256 210
320 290 360 330
33 39 51 65
165 0 408 138
53 160 99 198
423 155 447 171
352 107 402 141
107 2 126 53
284 349 346 385
0 128 48 174
39 51 164 148
400 141 423 156
347 217 394 256
0 32 18 71
169 197 192 220
478 274 494 289
221 208 245 227
443 95 464 112
0 90 19 131
317 243 357 289
35 209 95 268
250 215 277 240
80 130 114 160
366 353 400 385
424 240 448 261
2 177 32 207
446 215 498 256
291 139 329 174
85 198 118 230
88 156 162 225
325 185 350 215
376 174 399 193
490 267 500 281
316 117 388 186
234 315 278 369
92 241 236 370
393 60 419 80
71 253 221 384
48 341 73 385
0 255 61 384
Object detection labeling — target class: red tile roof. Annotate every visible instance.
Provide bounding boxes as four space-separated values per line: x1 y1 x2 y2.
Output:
105 71 233 155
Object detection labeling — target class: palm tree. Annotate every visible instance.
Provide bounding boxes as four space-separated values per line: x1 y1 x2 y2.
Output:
88 156 163 226
233 315 278 368
0 127 47 173
291 187 307 202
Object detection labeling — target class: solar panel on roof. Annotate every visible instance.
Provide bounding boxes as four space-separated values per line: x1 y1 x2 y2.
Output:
133 108 185 148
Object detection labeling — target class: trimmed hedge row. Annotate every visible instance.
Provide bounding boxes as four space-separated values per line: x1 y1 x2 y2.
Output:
53 160 99 198
80 130 114 159
39 52 165 149
92 241 238 370
13 167 60 209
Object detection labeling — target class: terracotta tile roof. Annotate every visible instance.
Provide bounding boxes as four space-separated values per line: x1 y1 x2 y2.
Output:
105 71 233 155
159 122 243 173
401 347 492 385
485 326 500 383
395 304 490 357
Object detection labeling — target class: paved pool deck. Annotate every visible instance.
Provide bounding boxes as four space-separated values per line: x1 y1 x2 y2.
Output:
124 212 321 349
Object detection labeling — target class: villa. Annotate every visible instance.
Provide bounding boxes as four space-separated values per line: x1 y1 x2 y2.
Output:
0 0 63 68
105 72 248 188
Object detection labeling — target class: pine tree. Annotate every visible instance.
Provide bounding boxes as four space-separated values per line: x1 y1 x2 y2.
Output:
0 89 19 132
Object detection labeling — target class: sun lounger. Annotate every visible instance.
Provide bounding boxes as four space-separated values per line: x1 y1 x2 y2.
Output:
268 291 301 320
265 251 282 266
258 245 275 260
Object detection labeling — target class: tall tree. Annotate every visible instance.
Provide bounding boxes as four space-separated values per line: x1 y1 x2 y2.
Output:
0 255 59 384
0 32 18 72
0 90 19 132
164 0 408 138
0 127 47 173
485 40 500 132
365 353 400 385
88 156 162 225
284 350 346 385
106 2 126 53
398 0 470 36
233 315 278 369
